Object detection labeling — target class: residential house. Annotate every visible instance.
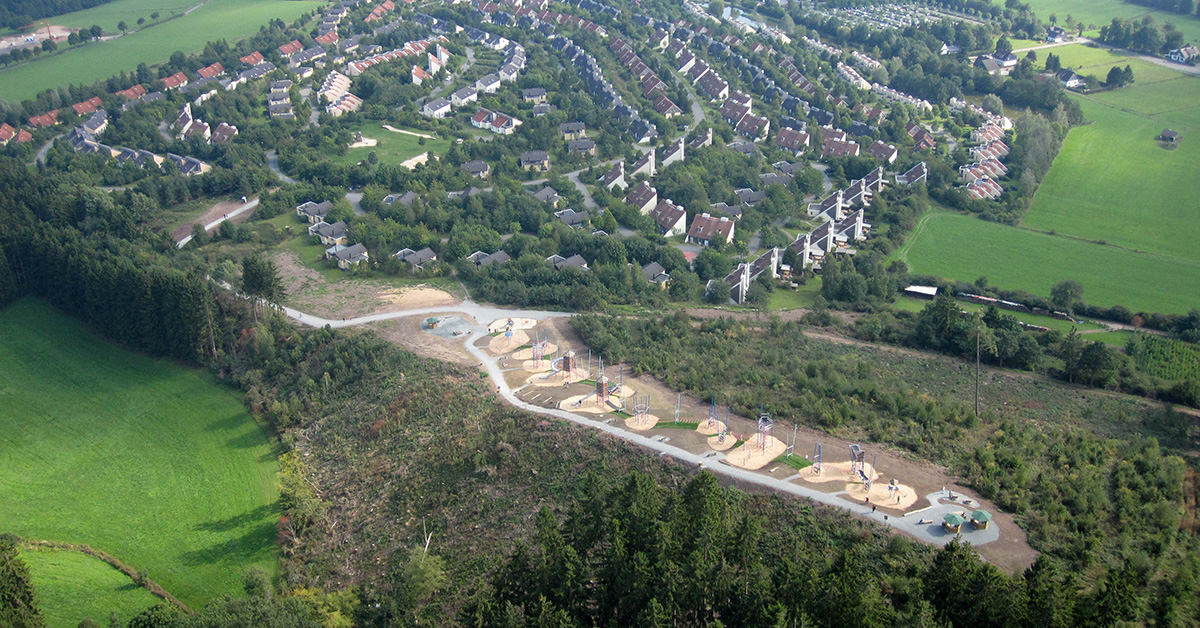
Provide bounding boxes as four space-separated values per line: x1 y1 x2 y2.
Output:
461 160 491 178
736 113 769 140
0 123 15 146
383 191 420 206
629 151 655 178
1055 69 1085 89
547 254 589 271
625 181 658 214
865 140 898 163
161 71 189 90
279 40 304 57
906 122 936 150
642 261 671 288
533 186 561 206
197 62 224 79
393 247 437 270
1045 26 1067 43
466 250 511 267
71 96 103 116
522 87 547 103
296 200 333 224
686 213 735 246
475 73 501 93
116 84 147 100
451 86 478 106
896 162 927 186
331 243 370 270
310 220 349 246
660 138 685 168
735 188 766 207
568 138 597 155
560 122 586 140
1168 45 1199 63
422 98 452 118
555 208 589 228
601 161 626 190
1161 128 1179 143
520 150 551 171
81 110 108 135
775 127 810 154
653 94 682 117
822 137 860 157
240 51 265 66
630 119 658 143
649 200 687 237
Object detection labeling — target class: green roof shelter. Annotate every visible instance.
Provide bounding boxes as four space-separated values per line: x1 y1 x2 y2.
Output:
971 509 992 529
943 512 965 533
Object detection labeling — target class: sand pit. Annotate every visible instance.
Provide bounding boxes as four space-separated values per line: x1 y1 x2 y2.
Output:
379 285 455 309
726 435 788 470
521 359 553 372
488 317 539 333
510 343 558 360
560 393 617 414
399 152 429 169
624 413 661 431
350 137 378 148
796 460 878 484
696 420 727 436
842 482 919 510
488 329 529 354
707 434 736 451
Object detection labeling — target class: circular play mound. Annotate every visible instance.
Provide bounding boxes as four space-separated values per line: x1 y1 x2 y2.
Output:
726 435 788 470
487 329 529 354
843 481 919 510
624 413 660 431
796 460 878 485
696 420 727 436
510 343 558 360
707 434 736 451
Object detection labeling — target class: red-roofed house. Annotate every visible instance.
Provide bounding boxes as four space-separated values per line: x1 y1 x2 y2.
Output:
28 111 59 128
278 40 303 57
116 84 147 100
71 96 103 116
161 71 189 90
315 32 339 46
15 129 33 143
197 62 224 78
240 51 265 66
0 123 15 146
686 213 736 247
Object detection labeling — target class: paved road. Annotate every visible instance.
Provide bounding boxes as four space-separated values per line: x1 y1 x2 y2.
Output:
345 191 365 216
176 198 259 248
273 298 1000 547
266 150 297 184
34 133 63 165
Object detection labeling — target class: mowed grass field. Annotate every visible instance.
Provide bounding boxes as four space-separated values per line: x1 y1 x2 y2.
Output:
1023 0 1200 43
1023 50 1200 264
0 300 280 611
21 549 162 628
328 121 453 167
0 0 322 102
896 212 1200 314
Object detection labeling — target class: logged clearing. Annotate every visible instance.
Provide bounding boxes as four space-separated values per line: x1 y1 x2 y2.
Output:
0 299 279 609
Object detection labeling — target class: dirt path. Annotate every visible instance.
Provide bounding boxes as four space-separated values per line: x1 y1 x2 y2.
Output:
172 198 252 241
274 250 459 321
382 124 436 139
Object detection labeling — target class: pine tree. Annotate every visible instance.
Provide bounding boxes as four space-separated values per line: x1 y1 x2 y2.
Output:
0 536 45 628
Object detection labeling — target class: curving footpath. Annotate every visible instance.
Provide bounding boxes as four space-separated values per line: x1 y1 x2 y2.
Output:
281 300 1000 547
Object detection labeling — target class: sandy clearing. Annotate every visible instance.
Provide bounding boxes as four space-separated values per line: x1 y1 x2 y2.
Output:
624 413 661 431
379 286 455 309
382 125 436 138
172 199 252 241
727 435 788 470
349 137 378 148
399 152 430 169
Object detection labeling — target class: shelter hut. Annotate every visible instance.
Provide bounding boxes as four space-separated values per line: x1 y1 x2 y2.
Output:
943 512 965 533
971 509 992 530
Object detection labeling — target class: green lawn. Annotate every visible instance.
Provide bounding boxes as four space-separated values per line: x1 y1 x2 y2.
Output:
54 0 196 33
326 121 453 167
21 549 162 628
1022 73 1200 264
0 300 280 609
0 0 323 102
1023 0 1200 44
769 277 822 311
1082 330 1138 347
896 211 1200 314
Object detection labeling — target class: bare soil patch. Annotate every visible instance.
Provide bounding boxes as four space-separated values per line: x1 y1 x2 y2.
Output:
366 316 477 368
171 199 251 241
275 251 459 320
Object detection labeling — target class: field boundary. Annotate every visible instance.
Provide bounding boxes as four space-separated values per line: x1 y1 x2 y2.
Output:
23 540 193 614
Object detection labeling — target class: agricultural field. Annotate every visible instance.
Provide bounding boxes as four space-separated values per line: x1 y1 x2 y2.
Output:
1023 0 1200 43
326 121 453 167
1023 65 1200 264
895 211 1200 314
0 0 323 102
1126 334 1200 380
892 296 1108 332
0 300 280 610
20 549 161 628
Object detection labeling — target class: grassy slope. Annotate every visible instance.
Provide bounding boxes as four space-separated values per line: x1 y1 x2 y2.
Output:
1023 0 1200 42
0 0 323 102
0 299 279 608
326 121 453 167
897 211 1200 313
21 549 161 628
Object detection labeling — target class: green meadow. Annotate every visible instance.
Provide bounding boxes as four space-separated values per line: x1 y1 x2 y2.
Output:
327 121 454 167
896 212 1200 314
21 549 162 628
1023 0 1200 43
1024 59 1200 264
0 300 280 610
0 0 323 102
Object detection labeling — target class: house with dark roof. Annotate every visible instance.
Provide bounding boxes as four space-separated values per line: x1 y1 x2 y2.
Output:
310 220 349 246
555 208 589 228
296 200 333 224
649 200 687 237
520 150 551 171
522 87 547 103
896 162 927 186
625 181 658 214
547 253 589 271
865 140 898 163
330 243 369 270
461 160 491 179
560 122 586 140
533 186 561 206
467 250 511 267
393 247 438 270
642 262 670 288
384 191 420 206
568 138 597 155
601 161 626 190
1055 69 1086 89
